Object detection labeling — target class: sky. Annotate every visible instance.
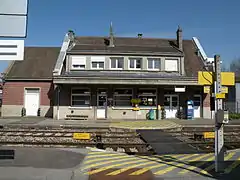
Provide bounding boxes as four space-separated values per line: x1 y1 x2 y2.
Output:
0 0 240 72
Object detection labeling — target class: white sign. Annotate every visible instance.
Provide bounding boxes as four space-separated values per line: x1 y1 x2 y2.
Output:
175 87 185 92
0 40 24 61
0 0 28 37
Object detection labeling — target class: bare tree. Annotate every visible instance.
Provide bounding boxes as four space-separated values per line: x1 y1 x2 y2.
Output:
230 58 240 77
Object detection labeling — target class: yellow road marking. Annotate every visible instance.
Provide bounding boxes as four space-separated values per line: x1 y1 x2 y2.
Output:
106 161 158 175
225 156 240 174
200 152 235 175
82 156 139 171
84 155 130 164
154 154 199 175
85 158 153 175
88 151 109 155
179 153 214 174
129 154 191 175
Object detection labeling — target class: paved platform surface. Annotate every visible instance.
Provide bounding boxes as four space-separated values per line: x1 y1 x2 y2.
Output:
81 148 240 179
0 117 239 130
0 147 90 180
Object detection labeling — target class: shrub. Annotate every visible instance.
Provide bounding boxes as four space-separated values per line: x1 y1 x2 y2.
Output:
229 113 240 120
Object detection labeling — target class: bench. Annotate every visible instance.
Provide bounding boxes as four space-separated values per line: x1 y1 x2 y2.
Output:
65 115 88 120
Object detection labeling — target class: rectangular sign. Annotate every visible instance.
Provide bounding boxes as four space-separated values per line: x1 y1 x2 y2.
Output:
203 132 215 139
204 86 210 94
0 0 28 15
73 133 91 140
216 93 225 99
0 0 28 37
198 71 235 86
0 40 24 60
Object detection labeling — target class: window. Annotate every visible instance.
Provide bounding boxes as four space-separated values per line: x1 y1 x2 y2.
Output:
129 58 141 69
91 56 105 69
71 56 86 69
137 89 157 106
148 58 160 70
71 88 91 107
113 89 133 106
165 59 178 71
110 58 124 69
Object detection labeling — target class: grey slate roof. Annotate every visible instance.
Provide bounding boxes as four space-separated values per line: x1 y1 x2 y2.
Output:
4 36 205 79
69 36 182 55
5 47 60 80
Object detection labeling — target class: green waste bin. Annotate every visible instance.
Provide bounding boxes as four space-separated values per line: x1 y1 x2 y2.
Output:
149 109 155 120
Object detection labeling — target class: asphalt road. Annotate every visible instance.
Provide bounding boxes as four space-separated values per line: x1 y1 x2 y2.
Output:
0 147 89 180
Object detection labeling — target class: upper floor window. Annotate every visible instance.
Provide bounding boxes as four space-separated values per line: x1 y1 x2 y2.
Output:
91 56 105 69
71 56 86 70
110 57 124 69
165 59 178 71
148 58 160 70
129 58 141 70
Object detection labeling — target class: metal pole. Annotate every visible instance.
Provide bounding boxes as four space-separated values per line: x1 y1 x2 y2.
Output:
214 55 225 173
57 85 60 120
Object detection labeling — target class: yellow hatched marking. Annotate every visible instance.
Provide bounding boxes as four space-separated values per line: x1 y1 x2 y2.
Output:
130 154 189 175
88 151 109 155
107 161 158 175
84 155 130 164
85 158 153 175
82 156 139 171
200 152 235 175
225 156 240 174
86 153 123 159
179 153 213 174
154 154 199 175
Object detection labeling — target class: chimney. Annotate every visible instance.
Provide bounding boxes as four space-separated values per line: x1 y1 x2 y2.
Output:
109 22 115 47
176 26 183 51
138 33 143 38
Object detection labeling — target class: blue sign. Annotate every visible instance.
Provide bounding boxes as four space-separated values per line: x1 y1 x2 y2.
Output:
187 100 194 119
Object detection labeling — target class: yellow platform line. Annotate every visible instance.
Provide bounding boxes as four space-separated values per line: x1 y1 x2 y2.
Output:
84 154 130 164
82 156 140 171
178 153 213 175
224 156 240 174
200 152 235 175
85 158 155 175
154 154 199 175
130 154 199 175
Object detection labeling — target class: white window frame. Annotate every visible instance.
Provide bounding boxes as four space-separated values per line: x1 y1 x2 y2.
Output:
71 56 86 70
71 88 91 107
165 59 179 72
147 58 161 71
91 56 105 70
110 57 124 70
113 88 133 107
128 58 142 70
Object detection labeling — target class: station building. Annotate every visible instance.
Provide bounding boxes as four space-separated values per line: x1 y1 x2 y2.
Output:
2 26 213 120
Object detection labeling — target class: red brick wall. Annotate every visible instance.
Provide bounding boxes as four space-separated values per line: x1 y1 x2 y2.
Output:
3 81 54 106
203 93 210 107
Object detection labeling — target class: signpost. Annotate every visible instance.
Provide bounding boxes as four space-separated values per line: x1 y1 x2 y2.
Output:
198 55 235 173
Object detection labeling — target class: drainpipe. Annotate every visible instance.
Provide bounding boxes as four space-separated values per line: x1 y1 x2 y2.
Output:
57 85 60 120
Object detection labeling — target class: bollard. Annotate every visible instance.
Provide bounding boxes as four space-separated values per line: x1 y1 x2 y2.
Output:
96 135 103 149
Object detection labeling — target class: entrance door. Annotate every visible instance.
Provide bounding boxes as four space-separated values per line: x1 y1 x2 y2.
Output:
97 89 107 119
164 95 179 118
24 88 40 116
193 95 202 118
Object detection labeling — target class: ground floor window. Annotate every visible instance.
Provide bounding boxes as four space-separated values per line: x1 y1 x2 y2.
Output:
71 88 91 107
137 89 157 106
113 89 133 106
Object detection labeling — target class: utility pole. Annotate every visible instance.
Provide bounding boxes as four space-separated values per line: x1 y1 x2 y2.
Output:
214 55 225 173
